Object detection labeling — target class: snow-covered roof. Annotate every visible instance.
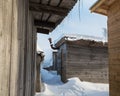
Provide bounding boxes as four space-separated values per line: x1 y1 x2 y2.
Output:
64 34 104 41
55 34 108 48
54 34 106 44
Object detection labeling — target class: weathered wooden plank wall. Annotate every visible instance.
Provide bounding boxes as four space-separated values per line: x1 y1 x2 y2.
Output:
108 1 120 96
0 0 37 96
56 40 108 83
66 44 108 83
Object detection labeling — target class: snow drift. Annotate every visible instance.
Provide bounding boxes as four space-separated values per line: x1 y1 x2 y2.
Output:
36 69 109 96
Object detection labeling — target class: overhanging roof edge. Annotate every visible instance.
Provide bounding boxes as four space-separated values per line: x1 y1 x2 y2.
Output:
90 0 106 15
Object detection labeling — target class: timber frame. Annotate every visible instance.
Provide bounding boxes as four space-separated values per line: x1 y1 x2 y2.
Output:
30 0 77 34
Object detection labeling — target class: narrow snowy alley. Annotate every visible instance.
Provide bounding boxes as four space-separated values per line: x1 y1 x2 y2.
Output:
35 69 109 96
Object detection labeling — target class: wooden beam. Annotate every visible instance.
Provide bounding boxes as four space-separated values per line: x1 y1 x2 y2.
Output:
47 0 51 5
107 0 116 6
39 0 42 4
46 14 52 22
93 10 107 16
55 17 64 26
34 20 56 28
90 0 106 13
37 28 50 34
90 0 115 13
29 2 68 16
57 0 63 7
40 13 44 21
100 5 109 10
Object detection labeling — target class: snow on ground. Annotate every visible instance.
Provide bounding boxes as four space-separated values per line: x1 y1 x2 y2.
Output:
36 69 109 96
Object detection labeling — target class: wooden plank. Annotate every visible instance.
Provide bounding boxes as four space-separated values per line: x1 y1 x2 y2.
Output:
34 20 56 28
42 13 50 21
48 14 62 23
90 0 106 12
0 0 13 95
17 0 26 95
29 2 68 16
37 28 49 34
50 0 60 6
59 0 77 8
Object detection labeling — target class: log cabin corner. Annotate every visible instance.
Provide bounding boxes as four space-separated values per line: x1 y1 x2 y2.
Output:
90 0 120 96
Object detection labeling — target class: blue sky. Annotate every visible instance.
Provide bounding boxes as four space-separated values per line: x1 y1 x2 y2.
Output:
37 0 107 51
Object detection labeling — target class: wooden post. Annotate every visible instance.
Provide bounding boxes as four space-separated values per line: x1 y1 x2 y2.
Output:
0 0 20 95
36 54 41 92
0 0 37 96
36 52 44 92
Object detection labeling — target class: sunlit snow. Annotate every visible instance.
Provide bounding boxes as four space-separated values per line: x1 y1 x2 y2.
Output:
36 69 109 96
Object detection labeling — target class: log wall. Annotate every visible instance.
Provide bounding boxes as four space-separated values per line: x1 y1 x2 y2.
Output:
108 1 120 96
0 0 37 96
66 44 108 83
56 40 108 83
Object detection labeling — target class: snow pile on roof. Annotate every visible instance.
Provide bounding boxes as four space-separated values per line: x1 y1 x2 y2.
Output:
54 34 106 44
65 34 103 41
36 69 109 96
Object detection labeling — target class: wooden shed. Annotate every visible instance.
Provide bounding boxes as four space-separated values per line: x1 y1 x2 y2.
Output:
54 36 108 83
0 0 77 96
90 0 120 96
